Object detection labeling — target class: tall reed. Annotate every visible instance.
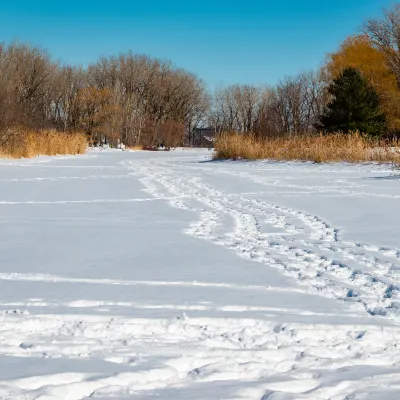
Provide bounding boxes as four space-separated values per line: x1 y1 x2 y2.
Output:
214 132 400 163
0 128 87 158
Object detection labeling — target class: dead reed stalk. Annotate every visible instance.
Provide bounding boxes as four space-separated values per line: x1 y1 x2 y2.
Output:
0 128 87 158
214 132 400 164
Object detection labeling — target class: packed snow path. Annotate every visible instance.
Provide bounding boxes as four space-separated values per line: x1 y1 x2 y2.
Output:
0 149 400 399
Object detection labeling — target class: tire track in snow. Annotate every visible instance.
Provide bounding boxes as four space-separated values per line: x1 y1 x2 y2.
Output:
215 167 400 262
127 158 400 321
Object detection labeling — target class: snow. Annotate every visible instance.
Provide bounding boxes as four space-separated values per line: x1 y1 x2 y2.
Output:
0 148 399 399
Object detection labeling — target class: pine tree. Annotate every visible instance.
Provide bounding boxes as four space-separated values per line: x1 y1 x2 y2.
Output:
319 67 387 136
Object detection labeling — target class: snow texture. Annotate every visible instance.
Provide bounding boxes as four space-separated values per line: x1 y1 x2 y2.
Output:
0 148 400 399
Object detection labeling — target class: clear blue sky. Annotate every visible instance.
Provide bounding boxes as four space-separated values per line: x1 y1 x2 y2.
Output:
0 0 395 89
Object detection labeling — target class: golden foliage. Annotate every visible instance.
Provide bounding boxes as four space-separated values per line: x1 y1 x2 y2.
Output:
214 132 400 164
325 35 400 129
0 128 87 158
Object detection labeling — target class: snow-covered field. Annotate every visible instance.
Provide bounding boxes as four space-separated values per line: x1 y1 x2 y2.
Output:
0 148 400 399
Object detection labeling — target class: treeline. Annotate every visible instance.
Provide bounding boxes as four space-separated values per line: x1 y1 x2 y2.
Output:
211 4 400 139
0 44 209 150
210 72 326 137
2 4 400 156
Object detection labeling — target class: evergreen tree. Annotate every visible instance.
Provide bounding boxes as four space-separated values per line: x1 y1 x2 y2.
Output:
319 67 386 136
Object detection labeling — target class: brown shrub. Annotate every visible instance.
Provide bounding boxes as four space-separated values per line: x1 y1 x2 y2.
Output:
214 132 400 164
140 120 184 150
0 128 87 158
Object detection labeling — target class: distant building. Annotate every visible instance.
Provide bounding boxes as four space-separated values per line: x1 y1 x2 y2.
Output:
192 127 216 147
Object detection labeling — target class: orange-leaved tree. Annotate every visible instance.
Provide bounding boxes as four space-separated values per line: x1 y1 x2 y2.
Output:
325 35 400 130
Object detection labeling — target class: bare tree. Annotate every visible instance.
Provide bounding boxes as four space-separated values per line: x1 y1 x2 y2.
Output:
0 43 60 146
86 53 209 147
365 4 400 86
210 85 262 134
210 72 326 138
269 72 326 136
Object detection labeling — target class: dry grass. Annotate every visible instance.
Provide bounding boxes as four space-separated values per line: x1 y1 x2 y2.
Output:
127 144 144 151
0 128 87 158
214 132 400 164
